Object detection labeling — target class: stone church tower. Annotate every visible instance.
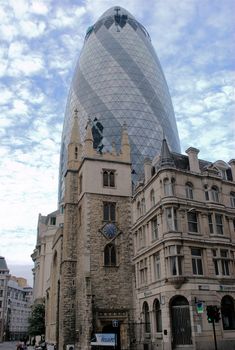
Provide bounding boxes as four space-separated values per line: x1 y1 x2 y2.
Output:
58 112 134 350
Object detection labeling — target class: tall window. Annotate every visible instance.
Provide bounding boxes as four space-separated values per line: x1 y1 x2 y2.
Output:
103 169 115 187
141 198 146 215
212 249 230 276
151 217 158 241
187 212 198 233
167 245 182 276
185 182 193 199
153 252 161 280
79 174 83 194
143 302 150 333
164 178 174 196
104 244 116 266
138 226 146 249
211 186 219 202
138 258 148 286
191 248 203 275
212 249 219 275
230 192 235 208
204 185 209 201
137 202 141 217
221 250 230 275
150 189 155 206
221 296 235 330
103 202 116 221
208 214 214 233
166 207 178 231
215 214 223 235
153 299 162 332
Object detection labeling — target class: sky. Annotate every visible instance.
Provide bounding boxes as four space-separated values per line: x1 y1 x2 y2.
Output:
0 0 234 286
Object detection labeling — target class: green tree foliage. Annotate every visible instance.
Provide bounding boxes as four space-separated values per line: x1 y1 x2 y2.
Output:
28 302 45 336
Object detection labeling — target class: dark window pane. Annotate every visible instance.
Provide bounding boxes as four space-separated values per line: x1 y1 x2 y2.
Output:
192 259 197 274
103 203 109 221
214 260 219 275
103 171 109 186
110 203 116 221
110 246 116 265
110 171 115 187
208 214 213 233
197 260 203 275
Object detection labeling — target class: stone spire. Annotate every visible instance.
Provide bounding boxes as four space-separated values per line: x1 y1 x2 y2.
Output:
67 109 82 169
84 119 94 157
121 122 131 162
159 138 175 168
70 109 81 144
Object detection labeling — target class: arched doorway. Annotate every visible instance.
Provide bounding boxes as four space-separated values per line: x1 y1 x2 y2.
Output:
221 295 235 330
170 296 192 348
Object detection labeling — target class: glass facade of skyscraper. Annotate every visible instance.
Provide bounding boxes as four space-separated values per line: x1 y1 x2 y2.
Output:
59 6 180 199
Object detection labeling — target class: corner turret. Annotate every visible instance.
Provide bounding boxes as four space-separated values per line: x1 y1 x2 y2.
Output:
159 138 175 168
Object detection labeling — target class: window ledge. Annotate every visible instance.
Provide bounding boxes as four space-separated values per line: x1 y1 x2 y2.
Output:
188 231 202 235
209 234 229 239
165 276 188 289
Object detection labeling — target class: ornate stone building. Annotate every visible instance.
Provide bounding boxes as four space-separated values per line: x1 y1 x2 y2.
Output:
132 141 235 350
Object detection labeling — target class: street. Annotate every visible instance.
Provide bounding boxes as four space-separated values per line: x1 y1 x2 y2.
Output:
0 343 34 350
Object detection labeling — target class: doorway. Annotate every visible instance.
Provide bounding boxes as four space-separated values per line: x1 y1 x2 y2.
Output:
101 323 120 350
170 296 192 348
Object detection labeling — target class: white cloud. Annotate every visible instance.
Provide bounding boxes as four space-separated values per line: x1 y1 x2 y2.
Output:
19 19 46 38
30 1 50 15
7 55 45 76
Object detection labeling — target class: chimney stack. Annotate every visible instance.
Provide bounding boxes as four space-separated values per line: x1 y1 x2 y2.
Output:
186 147 200 173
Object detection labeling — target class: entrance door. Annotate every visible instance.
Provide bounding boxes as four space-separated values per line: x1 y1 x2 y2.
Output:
171 296 192 348
101 324 120 350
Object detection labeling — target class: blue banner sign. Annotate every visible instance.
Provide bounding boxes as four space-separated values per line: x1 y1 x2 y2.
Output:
91 333 116 346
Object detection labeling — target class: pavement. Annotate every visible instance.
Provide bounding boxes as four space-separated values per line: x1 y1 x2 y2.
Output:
0 343 34 350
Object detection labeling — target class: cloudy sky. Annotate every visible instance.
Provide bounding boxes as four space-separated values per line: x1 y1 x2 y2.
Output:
0 0 234 286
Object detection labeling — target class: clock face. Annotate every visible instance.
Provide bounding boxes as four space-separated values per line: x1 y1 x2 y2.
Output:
102 223 118 239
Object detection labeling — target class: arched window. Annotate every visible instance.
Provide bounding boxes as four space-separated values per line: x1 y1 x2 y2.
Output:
153 299 162 332
104 244 116 266
103 202 116 221
204 185 209 201
103 170 109 186
143 302 150 333
109 171 115 187
230 192 235 208
185 182 193 199
164 178 174 196
211 186 219 202
150 189 155 206
221 296 235 330
103 170 115 187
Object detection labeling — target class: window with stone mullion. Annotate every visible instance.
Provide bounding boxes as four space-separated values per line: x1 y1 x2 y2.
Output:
103 202 116 222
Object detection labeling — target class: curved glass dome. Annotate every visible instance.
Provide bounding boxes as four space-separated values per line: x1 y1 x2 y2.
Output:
59 6 180 200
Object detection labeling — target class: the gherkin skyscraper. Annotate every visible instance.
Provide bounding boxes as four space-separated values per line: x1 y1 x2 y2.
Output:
59 6 180 199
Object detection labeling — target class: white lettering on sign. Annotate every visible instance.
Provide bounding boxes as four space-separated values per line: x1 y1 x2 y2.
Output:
91 333 116 346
